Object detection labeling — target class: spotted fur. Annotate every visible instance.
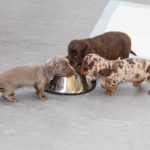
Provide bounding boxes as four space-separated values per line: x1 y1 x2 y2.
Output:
80 53 150 95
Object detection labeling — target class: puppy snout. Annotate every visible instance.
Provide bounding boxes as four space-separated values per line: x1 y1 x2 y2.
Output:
67 67 76 76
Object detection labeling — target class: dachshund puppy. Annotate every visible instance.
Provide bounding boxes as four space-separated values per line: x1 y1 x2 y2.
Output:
0 56 75 102
67 31 136 72
80 53 150 95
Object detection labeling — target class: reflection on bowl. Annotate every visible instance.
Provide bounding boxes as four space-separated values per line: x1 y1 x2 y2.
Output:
45 74 96 95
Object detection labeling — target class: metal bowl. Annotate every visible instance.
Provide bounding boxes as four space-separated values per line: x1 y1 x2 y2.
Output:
45 74 96 95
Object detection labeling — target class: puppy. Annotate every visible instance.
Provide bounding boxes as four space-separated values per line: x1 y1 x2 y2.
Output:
80 53 150 95
67 31 136 72
0 56 75 102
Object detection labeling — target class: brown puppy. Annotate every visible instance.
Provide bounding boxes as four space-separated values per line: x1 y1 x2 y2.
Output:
67 31 136 72
0 56 75 102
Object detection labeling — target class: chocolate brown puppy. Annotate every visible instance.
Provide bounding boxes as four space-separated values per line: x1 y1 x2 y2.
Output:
0 56 75 102
67 31 136 72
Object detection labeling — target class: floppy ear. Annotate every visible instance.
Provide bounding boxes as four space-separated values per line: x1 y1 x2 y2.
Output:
45 59 57 81
68 40 88 63
68 40 87 53
80 40 92 58
80 40 87 48
75 40 88 61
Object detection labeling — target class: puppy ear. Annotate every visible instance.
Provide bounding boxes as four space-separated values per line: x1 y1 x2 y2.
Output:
80 41 92 58
76 40 88 61
68 40 88 62
77 40 87 52
68 40 87 52
45 59 57 81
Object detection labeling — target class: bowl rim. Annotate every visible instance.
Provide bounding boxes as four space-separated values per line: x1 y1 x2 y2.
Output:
53 74 82 78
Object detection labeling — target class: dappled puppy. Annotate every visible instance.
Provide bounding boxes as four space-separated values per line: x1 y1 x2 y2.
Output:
67 31 136 72
0 56 75 102
80 53 150 95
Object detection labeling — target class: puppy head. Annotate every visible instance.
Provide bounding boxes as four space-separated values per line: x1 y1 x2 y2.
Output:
45 57 76 81
53 56 76 77
67 40 87 69
80 54 99 82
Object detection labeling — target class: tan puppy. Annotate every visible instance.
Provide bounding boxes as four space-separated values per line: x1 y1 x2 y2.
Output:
0 56 75 102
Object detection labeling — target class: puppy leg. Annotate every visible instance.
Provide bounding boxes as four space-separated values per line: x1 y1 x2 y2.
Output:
101 80 118 96
34 84 39 95
36 82 48 100
2 88 17 102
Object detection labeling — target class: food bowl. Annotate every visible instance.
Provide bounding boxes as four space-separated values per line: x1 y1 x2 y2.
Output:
45 74 96 95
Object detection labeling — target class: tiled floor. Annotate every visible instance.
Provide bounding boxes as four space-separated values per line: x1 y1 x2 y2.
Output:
0 0 150 150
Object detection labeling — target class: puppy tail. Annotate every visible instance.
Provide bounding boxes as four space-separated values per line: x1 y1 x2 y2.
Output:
130 50 137 56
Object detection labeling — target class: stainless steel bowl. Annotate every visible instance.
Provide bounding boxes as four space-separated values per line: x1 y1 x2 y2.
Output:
45 74 96 95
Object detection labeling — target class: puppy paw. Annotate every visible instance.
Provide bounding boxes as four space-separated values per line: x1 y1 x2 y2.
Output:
40 94 48 100
106 90 112 96
2 96 17 102
133 82 140 87
133 80 144 87
10 96 17 102
105 87 117 96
